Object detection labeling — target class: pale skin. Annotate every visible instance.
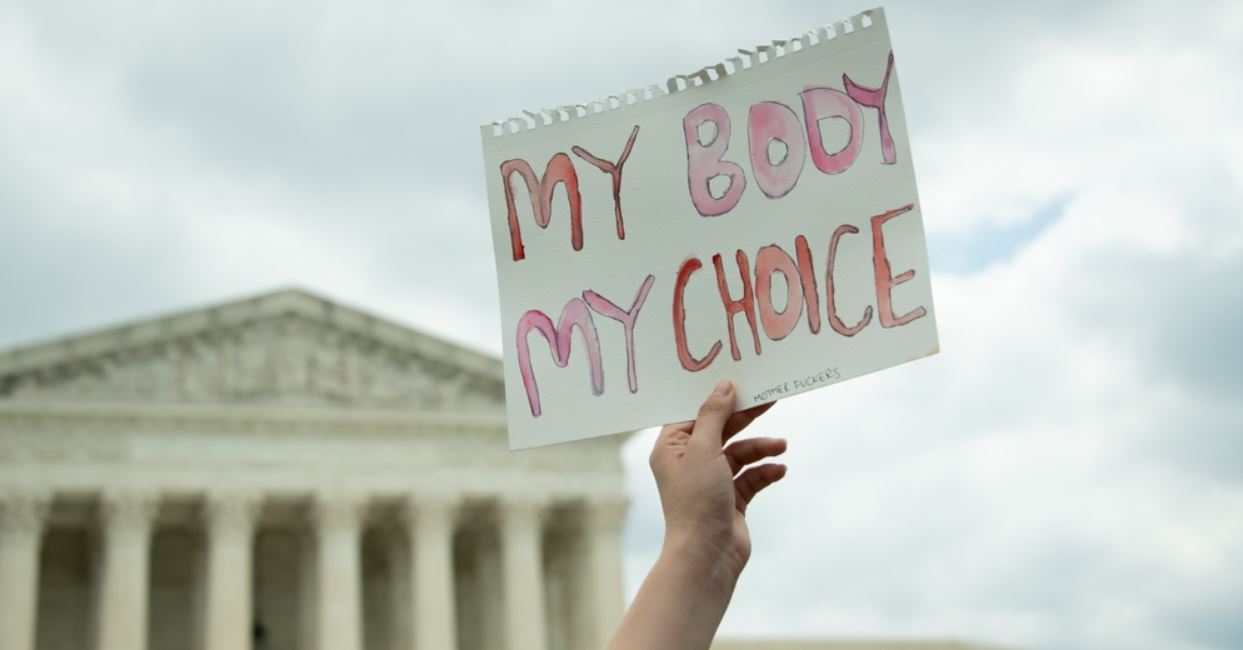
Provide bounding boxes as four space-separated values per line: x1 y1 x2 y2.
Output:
608 379 788 650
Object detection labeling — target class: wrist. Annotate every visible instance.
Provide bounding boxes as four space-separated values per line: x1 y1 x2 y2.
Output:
660 530 745 595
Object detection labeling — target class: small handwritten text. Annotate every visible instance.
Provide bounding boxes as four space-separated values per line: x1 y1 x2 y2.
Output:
752 366 841 403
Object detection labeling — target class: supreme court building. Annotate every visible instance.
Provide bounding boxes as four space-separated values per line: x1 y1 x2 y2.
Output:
0 289 629 650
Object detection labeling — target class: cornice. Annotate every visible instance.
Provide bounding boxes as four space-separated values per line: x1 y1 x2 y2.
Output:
0 400 509 437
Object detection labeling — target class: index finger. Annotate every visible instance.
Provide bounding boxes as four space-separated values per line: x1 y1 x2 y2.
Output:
722 400 777 444
689 379 738 454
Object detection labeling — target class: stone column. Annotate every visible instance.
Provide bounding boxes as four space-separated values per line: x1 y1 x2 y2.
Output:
585 498 629 650
499 497 548 650
386 533 411 650
204 492 261 650
298 530 318 650
97 491 159 650
0 491 51 650
405 494 459 650
314 493 365 650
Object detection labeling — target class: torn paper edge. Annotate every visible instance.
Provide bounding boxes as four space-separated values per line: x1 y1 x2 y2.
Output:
481 7 884 140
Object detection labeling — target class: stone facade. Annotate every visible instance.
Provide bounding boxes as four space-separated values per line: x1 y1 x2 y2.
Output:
0 289 629 650
711 642 1006 650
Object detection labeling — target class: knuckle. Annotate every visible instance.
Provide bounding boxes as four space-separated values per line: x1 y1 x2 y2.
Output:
697 396 728 418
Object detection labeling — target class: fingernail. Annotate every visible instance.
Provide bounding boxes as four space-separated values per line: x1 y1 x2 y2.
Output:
714 379 732 395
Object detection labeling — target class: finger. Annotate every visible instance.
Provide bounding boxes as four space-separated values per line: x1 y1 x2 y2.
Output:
650 420 694 470
724 437 788 475
722 401 777 443
656 419 694 444
689 379 737 454
733 463 787 515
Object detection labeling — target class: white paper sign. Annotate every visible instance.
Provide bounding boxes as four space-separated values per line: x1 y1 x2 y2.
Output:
481 7 938 449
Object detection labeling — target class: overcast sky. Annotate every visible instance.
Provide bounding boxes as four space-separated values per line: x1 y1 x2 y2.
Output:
2 1 1241 648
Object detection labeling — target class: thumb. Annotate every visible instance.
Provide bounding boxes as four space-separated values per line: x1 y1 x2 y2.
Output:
689 379 735 454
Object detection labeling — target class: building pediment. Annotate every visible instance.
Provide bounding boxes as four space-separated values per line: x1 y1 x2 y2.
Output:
0 289 504 411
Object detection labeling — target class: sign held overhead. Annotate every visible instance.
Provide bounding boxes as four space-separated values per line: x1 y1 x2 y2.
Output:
480 8 939 449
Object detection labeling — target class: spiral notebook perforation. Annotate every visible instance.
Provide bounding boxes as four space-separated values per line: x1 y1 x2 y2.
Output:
483 8 882 139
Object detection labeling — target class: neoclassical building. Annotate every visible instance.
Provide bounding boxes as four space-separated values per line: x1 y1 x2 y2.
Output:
0 289 629 650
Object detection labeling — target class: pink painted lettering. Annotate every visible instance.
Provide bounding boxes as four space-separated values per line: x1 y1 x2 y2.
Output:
843 51 897 164
747 101 806 198
683 103 747 217
582 274 656 394
800 87 864 174
515 298 604 417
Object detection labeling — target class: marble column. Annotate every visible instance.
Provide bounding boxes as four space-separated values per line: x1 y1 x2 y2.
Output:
585 498 629 650
314 493 365 650
387 532 411 650
405 494 459 650
97 491 159 650
298 530 319 650
0 491 51 650
500 497 548 650
204 492 261 650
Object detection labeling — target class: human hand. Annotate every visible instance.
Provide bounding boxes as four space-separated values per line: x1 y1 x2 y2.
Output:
608 380 787 650
649 379 788 592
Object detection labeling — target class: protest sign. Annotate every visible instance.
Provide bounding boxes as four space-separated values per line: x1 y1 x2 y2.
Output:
480 8 938 449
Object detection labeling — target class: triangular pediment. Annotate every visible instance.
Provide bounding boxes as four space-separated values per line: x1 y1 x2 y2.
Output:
0 289 505 411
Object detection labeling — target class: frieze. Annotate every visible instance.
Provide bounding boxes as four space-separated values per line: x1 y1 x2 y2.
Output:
0 313 504 410
100 490 160 531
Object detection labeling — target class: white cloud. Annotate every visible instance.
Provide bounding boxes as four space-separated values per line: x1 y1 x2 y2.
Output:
2 0 1241 647
617 4 1243 647
627 1 1243 647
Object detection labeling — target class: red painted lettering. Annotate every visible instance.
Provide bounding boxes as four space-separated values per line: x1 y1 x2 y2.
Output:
794 235 822 334
826 224 873 336
501 154 583 261
754 244 803 341
572 125 641 241
712 250 762 360
870 204 927 327
673 258 722 372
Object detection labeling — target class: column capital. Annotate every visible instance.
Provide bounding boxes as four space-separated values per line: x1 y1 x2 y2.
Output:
204 492 263 532
0 490 49 650
498 494 549 524
585 496 630 533
0 490 51 534
312 492 368 531
100 491 159 533
403 492 460 528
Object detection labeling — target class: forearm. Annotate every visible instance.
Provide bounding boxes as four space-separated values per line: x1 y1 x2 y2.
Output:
607 538 739 650
615 385 783 650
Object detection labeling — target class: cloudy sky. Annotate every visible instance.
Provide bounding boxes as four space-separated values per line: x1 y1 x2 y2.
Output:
2 0 1241 648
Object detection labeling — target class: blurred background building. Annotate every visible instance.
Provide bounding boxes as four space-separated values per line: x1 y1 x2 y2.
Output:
0 289 1000 650
0 289 630 650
